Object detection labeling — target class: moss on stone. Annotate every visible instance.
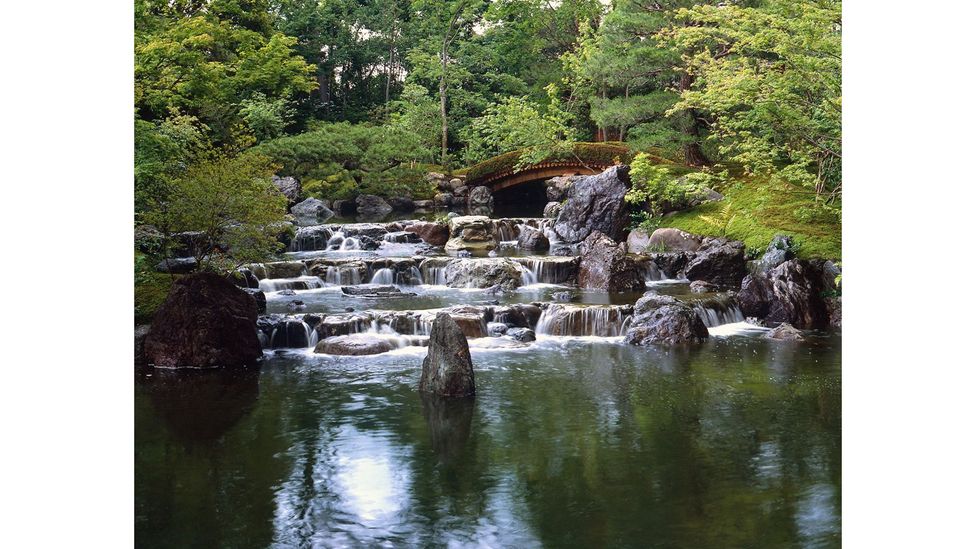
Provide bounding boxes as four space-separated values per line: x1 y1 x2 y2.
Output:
135 272 177 325
658 177 841 260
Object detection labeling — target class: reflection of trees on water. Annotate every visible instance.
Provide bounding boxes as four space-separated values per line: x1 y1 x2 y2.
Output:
136 337 841 548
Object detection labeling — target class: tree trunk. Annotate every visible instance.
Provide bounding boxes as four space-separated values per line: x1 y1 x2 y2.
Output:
679 72 709 166
439 57 449 171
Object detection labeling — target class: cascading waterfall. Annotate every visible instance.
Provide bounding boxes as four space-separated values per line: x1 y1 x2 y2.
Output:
258 276 328 292
514 257 577 285
422 265 448 285
520 264 538 286
269 319 316 348
535 305 632 337
289 226 333 252
370 268 395 285
692 295 745 327
321 266 362 285
642 262 666 282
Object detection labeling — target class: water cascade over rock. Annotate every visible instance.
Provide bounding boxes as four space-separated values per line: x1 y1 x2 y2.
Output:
577 231 646 292
536 304 633 337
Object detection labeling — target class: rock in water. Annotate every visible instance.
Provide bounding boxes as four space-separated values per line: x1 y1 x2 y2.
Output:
683 237 747 288
144 273 263 368
625 304 709 346
738 259 833 329
577 231 646 292
553 165 630 243
272 176 302 206
403 221 449 246
467 186 494 214
419 312 476 397
290 198 334 226
517 226 550 251
766 323 805 341
314 335 396 356
445 215 498 253
356 194 393 219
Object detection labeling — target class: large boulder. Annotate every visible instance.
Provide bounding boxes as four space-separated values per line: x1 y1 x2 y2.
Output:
545 174 579 202
577 231 646 292
467 186 494 213
315 334 397 356
648 228 702 252
404 221 449 246
543 201 563 219
144 273 263 368
355 194 393 219
434 192 454 208
418 312 476 397
291 198 335 226
684 237 747 288
633 292 680 316
738 259 832 329
272 176 302 205
517 226 550 251
445 215 498 253
386 196 415 212
755 234 796 273
553 165 630 243
625 304 709 346
444 258 524 290
626 230 651 254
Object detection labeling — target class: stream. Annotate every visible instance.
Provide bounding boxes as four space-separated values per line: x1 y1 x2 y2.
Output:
135 214 841 548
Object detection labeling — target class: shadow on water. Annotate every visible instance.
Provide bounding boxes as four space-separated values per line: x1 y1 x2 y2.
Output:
140 367 261 446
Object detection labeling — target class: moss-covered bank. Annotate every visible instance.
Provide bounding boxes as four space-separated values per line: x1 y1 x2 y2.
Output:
657 177 841 260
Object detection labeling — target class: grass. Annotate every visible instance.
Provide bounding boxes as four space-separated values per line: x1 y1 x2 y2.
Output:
656 176 841 260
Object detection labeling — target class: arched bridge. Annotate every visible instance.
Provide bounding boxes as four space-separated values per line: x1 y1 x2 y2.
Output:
462 143 633 192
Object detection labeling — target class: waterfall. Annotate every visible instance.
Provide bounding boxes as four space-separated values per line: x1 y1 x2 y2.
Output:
370 268 395 285
642 261 666 282
535 305 631 337
422 265 447 285
692 295 745 327
340 237 360 251
399 266 424 286
258 276 327 292
322 266 361 285
519 264 538 286
270 319 314 348
289 226 333 252
514 257 577 285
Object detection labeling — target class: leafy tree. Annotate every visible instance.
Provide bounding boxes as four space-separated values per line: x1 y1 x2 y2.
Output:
664 0 842 197
626 152 707 218
239 93 295 142
144 149 288 272
462 90 574 167
135 12 316 139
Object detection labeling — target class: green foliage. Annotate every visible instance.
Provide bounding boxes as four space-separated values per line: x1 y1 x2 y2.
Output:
664 0 842 196
658 175 841 260
239 93 295 142
464 142 633 184
134 252 175 324
134 113 211 217
462 90 575 166
253 122 434 198
625 152 708 216
135 10 316 138
143 150 289 272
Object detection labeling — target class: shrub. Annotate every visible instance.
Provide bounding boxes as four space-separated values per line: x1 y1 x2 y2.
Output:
625 152 708 216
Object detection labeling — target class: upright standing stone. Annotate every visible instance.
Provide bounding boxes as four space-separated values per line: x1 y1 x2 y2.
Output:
553 165 631 243
419 312 476 397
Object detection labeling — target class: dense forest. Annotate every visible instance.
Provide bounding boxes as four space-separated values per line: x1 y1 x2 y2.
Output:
135 0 841 304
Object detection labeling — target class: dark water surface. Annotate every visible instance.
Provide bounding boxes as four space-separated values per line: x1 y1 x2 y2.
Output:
135 335 840 548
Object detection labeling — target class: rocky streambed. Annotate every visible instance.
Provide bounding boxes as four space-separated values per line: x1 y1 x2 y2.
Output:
136 167 841 547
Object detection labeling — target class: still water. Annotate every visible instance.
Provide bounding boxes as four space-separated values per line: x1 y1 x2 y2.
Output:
135 334 840 548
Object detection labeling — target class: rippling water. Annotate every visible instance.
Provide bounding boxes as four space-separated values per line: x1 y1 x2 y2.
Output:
135 334 840 548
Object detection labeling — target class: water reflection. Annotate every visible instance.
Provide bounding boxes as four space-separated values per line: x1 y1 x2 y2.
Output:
141 367 260 445
420 394 475 466
136 336 841 548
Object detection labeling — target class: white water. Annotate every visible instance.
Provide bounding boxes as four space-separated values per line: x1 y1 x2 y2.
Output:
535 305 631 337
259 276 328 292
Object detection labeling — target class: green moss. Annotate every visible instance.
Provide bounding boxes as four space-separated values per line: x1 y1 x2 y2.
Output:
658 177 841 260
463 143 637 184
135 271 176 325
